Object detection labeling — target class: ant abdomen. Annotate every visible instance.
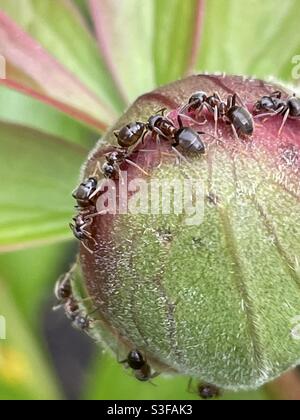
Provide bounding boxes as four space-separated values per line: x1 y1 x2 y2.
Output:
114 122 145 148
226 106 254 136
174 127 206 153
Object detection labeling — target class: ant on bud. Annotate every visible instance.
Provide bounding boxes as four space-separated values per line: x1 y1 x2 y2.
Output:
120 349 160 382
254 90 300 135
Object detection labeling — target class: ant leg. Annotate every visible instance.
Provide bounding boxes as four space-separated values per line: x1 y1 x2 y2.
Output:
88 210 109 220
150 371 160 380
194 102 209 123
160 108 167 115
117 165 125 185
231 123 240 141
155 107 167 116
278 108 290 136
81 240 94 255
213 92 222 102
213 106 219 137
152 127 171 142
82 229 97 246
254 111 277 119
171 146 190 164
179 100 198 115
198 131 219 141
271 90 282 99
177 114 184 129
227 94 234 109
187 377 194 393
233 92 247 108
89 180 106 200
254 107 284 119
140 129 149 145
52 303 64 312
179 101 207 124
92 161 102 178
125 159 149 176
177 112 207 125
198 130 223 145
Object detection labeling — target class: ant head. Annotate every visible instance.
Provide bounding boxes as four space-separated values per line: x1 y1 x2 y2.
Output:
73 315 91 330
189 91 207 104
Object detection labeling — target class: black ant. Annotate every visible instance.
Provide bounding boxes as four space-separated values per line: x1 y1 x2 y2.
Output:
147 110 213 154
72 177 98 209
64 299 92 332
53 265 97 332
61 290 95 332
69 213 97 254
254 90 300 135
184 91 254 139
188 378 221 400
102 148 148 179
115 109 211 155
120 349 159 382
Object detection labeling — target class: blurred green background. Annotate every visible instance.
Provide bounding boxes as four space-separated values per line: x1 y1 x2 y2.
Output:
0 0 299 400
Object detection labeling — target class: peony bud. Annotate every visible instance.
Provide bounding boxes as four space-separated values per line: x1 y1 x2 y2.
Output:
69 75 300 391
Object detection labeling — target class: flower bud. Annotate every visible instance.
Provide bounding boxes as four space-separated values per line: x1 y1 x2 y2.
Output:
71 75 300 391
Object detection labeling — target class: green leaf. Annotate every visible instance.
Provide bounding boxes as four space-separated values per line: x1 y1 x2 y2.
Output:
0 122 86 252
197 0 300 82
0 242 72 322
153 0 204 84
0 85 97 148
88 0 205 100
0 278 62 400
0 9 111 133
89 0 156 103
0 0 126 114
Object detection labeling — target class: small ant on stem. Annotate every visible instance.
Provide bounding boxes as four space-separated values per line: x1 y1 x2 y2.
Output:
54 274 97 333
